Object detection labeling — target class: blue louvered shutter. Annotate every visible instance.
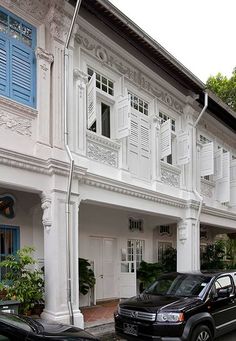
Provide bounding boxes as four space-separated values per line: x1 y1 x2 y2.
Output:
0 34 10 97
10 40 35 107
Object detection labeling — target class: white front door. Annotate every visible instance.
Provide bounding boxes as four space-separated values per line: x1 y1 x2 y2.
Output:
90 237 117 301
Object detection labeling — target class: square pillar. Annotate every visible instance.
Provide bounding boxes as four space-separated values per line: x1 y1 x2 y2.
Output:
40 191 83 328
177 218 200 272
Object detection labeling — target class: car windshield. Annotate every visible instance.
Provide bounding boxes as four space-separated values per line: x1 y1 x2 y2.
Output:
144 274 212 297
0 314 32 332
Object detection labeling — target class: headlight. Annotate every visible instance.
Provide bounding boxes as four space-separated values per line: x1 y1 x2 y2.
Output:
156 312 184 323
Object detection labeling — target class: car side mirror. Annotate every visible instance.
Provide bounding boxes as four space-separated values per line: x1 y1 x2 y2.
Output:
217 287 231 299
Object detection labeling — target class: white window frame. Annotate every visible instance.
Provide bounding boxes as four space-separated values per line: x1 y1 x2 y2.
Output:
159 110 178 165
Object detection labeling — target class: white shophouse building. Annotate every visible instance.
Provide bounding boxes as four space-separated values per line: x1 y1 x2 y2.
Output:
0 0 236 328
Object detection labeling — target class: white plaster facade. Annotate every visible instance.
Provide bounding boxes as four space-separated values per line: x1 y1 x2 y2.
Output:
0 0 236 328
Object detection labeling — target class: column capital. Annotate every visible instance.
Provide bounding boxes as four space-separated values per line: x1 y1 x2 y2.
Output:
36 47 54 64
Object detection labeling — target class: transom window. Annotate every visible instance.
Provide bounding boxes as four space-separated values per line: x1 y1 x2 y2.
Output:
0 7 36 107
200 135 211 144
159 112 175 131
0 9 33 47
128 92 148 115
87 67 114 96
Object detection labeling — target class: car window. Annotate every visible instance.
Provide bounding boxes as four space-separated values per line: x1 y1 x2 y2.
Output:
145 274 211 297
0 315 31 332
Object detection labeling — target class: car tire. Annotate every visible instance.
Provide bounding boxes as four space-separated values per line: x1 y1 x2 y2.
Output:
191 325 213 341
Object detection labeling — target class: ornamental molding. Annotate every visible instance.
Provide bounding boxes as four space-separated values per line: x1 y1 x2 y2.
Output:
202 205 236 221
3 0 50 22
76 28 184 115
36 47 54 64
0 149 87 179
0 96 38 119
0 111 32 136
45 3 78 45
160 162 181 188
81 174 187 209
73 68 88 98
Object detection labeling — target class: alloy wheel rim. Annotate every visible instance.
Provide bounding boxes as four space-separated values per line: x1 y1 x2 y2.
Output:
197 331 210 341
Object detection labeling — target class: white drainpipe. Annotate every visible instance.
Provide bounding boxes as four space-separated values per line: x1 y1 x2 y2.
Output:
64 0 82 325
192 92 208 236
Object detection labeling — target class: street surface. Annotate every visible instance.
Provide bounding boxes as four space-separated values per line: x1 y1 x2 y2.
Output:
100 331 236 340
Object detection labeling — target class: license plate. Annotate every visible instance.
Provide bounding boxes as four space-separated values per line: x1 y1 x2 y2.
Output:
123 323 138 336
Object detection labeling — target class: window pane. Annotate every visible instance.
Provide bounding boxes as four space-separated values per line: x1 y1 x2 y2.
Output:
101 103 110 138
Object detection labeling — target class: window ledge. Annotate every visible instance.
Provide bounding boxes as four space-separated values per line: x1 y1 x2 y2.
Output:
200 177 215 187
86 130 120 150
0 96 38 120
160 161 181 175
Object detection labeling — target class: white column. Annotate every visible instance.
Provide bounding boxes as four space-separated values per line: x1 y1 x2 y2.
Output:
36 48 54 146
41 190 83 328
177 216 200 272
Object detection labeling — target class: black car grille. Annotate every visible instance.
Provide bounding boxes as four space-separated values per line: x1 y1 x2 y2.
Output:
119 308 156 321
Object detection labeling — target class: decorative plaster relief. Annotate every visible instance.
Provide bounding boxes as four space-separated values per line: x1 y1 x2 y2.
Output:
6 0 50 21
87 142 118 167
76 30 184 115
40 192 52 231
200 179 214 198
161 163 180 188
36 47 54 64
0 111 32 136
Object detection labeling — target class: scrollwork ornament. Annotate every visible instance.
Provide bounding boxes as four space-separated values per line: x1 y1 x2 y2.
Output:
40 193 52 231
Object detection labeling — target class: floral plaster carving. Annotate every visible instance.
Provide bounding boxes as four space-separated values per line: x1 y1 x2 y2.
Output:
8 0 50 21
0 111 32 136
76 31 184 114
201 179 214 198
161 164 180 188
73 68 88 98
87 142 118 167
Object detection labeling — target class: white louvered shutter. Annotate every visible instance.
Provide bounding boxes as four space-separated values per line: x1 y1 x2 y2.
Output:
200 142 214 176
87 73 96 129
139 115 150 180
177 131 190 165
160 119 171 158
214 148 223 181
230 159 236 206
116 96 131 139
129 112 139 177
216 152 230 203
0 36 9 97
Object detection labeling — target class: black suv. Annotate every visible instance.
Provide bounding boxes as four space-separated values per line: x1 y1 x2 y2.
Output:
114 271 236 340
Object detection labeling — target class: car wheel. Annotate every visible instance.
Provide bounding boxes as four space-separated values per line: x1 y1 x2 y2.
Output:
191 325 213 341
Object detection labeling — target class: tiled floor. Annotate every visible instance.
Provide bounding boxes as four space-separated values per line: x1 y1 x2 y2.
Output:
81 299 119 327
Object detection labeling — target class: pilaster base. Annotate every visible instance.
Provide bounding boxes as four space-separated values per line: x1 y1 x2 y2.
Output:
41 309 84 328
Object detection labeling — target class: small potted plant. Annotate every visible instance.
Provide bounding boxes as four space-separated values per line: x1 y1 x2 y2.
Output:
0 246 44 315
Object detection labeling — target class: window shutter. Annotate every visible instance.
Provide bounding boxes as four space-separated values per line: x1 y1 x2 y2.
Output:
214 148 223 181
216 152 230 203
10 41 35 107
0 35 10 97
200 142 214 176
87 73 96 129
230 159 236 206
139 115 150 180
160 119 171 158
116 96 131 139
129 112 139 177
177 131 190 165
